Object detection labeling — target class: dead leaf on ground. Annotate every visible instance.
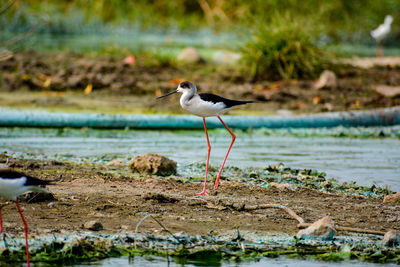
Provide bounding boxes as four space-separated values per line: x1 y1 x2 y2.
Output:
350 99 360 109
312 96 321 105
84 83 93 95
123 55 136 66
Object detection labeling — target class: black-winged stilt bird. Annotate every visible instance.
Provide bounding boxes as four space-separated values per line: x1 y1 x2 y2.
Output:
157 81 254 195
371 15 393 57
0 169 54 267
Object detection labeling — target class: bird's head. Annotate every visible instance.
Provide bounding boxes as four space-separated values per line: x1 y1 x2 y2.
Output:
385 15 393 25
157 81 196 99
177 81 196 93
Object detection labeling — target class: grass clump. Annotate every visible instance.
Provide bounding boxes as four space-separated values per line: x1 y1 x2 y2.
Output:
241 14 333 81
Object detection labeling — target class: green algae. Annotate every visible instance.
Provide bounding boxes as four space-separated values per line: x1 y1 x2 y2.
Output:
2 233 400 265
182 162 394 198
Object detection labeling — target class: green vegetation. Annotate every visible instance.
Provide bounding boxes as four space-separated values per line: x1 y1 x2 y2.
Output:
2 0 398 41
2 237 400 265
241 14 332 80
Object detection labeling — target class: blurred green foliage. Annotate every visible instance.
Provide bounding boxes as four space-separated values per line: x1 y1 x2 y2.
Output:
1 0 399 43
241 13 333 80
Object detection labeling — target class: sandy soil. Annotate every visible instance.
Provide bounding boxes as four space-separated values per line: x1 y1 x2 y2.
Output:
1 158 399 238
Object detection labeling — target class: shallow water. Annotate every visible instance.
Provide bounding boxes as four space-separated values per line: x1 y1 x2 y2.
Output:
0 127 399 190
76 255 398 267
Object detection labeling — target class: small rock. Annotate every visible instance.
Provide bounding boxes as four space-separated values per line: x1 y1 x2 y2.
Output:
314 70 338 89
297 215 336 240
142 192 179 203
177 47 205 64
383 192 400 204
323 103 334 112
374 85 400 98
129 153 177 176
276 109 294 116
382 230 400 247
120 225 129 230
105 159 126 167
0 153 8 163
269 182 291 191
47 202 55 208
83 220 103 231
173 231 189 238
212 51 241 65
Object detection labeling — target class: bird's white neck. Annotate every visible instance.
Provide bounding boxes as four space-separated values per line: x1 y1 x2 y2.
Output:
384 16 393 26
180 90 196 108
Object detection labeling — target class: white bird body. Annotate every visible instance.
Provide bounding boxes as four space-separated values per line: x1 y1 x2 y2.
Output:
0 177 49 201
371 15 393 43
174 81 253 117
179 92 232 117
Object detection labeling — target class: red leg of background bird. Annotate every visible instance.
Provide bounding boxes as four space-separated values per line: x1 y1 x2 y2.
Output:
376 43 383 57
15 201 30 267
196 118 210 196
214 116 236 190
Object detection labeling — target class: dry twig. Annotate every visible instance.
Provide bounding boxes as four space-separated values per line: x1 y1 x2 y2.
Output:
134 213 182 249
298 223 386 236
0 0 15 16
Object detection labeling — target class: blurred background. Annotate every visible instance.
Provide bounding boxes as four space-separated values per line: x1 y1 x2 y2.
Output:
0 0 399 114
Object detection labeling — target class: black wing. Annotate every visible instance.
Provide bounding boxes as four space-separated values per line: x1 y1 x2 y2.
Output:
0 169 53 186
199 93 254 108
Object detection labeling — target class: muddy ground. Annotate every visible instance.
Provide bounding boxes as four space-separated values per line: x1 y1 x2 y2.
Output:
0 51 400 115
1 51 400 242
1 157 399 239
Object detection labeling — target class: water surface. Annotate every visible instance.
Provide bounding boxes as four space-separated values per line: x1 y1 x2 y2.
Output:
77 255 399 267
0 127 399 190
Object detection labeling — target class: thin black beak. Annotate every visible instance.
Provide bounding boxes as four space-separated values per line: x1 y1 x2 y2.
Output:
156 90 178 99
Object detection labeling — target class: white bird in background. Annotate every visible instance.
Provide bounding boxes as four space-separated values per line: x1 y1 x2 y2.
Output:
371 15 393 57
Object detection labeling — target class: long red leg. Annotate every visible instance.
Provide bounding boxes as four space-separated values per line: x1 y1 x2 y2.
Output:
15 201 30 267
214 116 236 190
196 117 210 195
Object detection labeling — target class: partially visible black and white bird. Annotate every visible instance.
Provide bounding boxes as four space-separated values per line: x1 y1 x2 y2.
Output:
0 169 54 267
157 81 254 195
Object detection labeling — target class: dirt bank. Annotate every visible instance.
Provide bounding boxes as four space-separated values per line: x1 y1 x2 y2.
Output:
1 157 399 239
0 51 400 115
